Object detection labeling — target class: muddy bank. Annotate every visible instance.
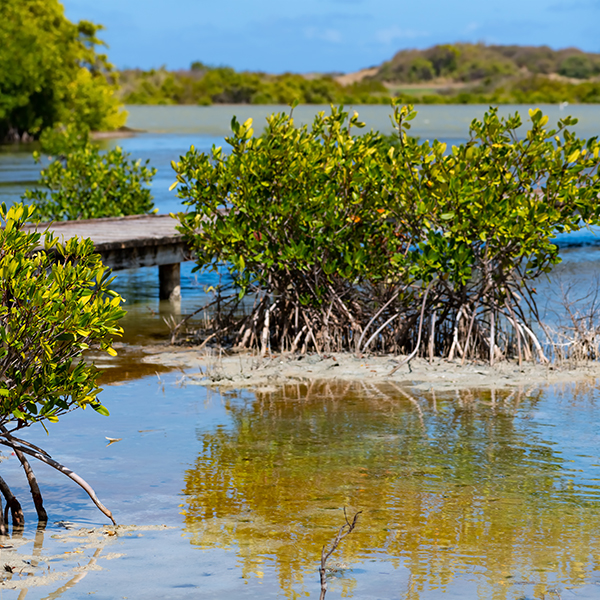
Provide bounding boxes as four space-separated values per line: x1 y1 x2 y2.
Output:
136 345 600 391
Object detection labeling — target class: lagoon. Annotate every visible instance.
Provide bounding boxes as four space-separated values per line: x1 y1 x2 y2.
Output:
3 375 600 599
2 104 600 598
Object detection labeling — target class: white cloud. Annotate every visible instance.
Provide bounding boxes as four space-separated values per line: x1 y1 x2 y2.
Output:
304 27 343 43
464 21 480 33
375 26 428 46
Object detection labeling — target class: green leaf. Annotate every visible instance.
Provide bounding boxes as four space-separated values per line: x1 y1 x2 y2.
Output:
92 403 110 417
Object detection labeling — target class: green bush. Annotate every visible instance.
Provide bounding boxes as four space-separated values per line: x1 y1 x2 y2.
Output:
0 203 125 423
174 103 600 361
559 54 596 79
23 142 157 221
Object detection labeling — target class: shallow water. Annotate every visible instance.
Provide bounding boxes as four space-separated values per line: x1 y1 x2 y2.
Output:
3 104 600 214
2 377 600 598
2 106 600 598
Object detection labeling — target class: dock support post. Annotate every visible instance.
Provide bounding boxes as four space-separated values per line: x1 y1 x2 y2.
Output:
159 263 181 301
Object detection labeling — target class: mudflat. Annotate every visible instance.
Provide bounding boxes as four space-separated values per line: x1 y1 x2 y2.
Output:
137 345 600 392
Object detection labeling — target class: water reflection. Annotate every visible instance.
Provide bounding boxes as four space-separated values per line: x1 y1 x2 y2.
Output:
0 523 116 598
182 381 600 599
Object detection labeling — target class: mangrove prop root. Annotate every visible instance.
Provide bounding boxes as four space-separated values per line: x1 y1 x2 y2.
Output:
505 299 523 366
362 313 400 354
448 306 464 361
1 426 47 523
0 475 24 528
290 325 307 353
519 321 549 364
0 440 116 525
0 493 5 536
489 309 495 367
461 302 480 365
357 290 400 353
178 273 570 363
301 310 321 356
0 432 50 458
319 509 361 600
17 450 48 523
389 283 433 376
429 310 437 364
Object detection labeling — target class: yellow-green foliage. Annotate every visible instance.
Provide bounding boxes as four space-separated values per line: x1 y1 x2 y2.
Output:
174 103 600 357
24 141 156 221
0 204 125 427
0 0 126 141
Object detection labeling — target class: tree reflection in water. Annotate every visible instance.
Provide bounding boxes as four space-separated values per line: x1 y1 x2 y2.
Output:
182 380 600 598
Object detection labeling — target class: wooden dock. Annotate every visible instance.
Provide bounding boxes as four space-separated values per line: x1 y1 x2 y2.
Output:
24 214 191 300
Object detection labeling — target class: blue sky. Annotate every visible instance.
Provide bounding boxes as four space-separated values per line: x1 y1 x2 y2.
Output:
62 0 600 73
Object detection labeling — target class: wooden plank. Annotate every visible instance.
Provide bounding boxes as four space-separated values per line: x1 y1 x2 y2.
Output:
23 214 193 271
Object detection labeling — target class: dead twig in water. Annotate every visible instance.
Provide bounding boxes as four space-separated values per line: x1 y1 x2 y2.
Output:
319 508 361 600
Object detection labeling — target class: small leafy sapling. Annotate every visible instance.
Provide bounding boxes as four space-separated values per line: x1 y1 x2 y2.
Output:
0 203 126 526
23 132 157 221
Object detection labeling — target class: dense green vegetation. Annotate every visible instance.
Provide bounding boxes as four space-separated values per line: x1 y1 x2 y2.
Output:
174 103 600 361
390 74 600 105
24 138 157 221
119 44 600 106
119 65 389 105
378 43 600 104
0 0 126 142
377 43 600 83
0 203 124 525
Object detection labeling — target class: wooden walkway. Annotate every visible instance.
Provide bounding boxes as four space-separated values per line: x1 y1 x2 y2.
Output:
24 214 191 300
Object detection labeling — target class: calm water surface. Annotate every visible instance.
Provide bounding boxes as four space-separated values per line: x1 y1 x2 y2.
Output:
2 377 600 599
2 105 600 598
3 103 600 214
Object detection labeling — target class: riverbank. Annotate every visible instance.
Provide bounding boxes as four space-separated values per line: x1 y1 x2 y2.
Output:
135 345 600 392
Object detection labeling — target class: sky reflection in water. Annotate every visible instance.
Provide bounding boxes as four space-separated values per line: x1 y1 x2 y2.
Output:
2 376 600 598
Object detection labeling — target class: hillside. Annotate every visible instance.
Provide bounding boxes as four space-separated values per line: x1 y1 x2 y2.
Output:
363 43 600 103
118 44 600 106
374 43 600 83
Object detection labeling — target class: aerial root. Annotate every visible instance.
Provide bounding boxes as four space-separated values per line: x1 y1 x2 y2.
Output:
0 439 116 525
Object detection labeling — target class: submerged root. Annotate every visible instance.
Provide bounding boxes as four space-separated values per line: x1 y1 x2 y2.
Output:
0 475 24 529
0 427 48 523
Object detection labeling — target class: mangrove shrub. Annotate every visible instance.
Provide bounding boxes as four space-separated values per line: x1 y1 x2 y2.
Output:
0 203 125 525
174 103 600 362
0 0 126 142
24 141 157 221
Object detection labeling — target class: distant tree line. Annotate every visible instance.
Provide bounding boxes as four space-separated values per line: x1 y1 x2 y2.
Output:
375 43 600 104
118 65 390 106
376 43 600 83
118 44 600 107
391 76 600 105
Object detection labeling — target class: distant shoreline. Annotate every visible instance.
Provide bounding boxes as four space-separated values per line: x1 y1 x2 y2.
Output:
91 126 144 141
